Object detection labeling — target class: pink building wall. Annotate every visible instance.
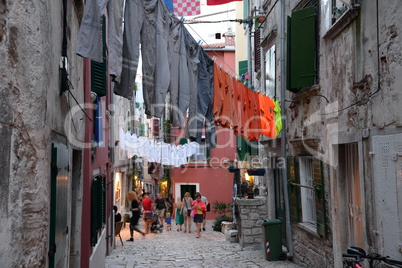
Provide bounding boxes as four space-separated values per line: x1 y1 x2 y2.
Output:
170 125 237 220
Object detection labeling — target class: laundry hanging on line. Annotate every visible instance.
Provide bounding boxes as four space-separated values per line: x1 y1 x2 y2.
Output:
212 63 282 140
76 0 282 144
119 129 200 167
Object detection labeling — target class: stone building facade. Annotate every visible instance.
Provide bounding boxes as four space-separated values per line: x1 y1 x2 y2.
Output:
0 1 134 267
0 1 86 267
246 0 402 266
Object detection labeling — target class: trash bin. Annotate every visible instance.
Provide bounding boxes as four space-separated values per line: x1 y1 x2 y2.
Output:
262 219 282 261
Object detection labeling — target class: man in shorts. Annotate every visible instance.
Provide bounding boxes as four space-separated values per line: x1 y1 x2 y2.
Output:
142 192 153 234
155 193 168 228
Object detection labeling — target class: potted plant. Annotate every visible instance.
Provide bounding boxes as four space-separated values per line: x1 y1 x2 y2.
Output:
247 180 255 199
246 168 265 176
226 160 239 173
247 157 265 176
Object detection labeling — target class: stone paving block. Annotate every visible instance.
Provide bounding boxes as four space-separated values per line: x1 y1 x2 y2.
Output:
105 220 302 268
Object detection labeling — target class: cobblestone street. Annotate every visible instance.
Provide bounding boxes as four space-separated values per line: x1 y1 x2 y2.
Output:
105 220 302 268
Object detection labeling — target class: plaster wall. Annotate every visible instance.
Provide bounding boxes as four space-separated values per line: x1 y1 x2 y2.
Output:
0 0 83 267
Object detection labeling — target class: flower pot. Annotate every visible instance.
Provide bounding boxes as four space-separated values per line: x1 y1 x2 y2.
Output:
228 167 239 173
247 168 265 176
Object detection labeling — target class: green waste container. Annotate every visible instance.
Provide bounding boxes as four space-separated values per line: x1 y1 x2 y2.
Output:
262 219 282 261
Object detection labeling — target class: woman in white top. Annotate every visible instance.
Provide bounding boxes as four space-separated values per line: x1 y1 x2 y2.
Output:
182 192 193 233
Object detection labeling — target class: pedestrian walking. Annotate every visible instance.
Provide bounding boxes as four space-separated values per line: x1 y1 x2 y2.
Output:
126 191 145 241
113 205 122 223
147 188 155 200
165 212 172 231
155 193 168 228
196 192 208 231
174 197 184 231
142 192 153 234
182 192 193 233
191 193 206 238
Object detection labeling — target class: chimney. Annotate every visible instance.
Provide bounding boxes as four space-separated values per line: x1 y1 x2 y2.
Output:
223 27 235 47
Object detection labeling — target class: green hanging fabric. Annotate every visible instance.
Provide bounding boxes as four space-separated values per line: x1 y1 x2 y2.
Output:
274 100 282 137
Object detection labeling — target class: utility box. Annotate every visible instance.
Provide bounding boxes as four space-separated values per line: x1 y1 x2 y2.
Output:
262 219 282 261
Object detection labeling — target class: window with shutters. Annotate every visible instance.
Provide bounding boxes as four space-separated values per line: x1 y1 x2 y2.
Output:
288 156 327 237
300 157 316 225
286 6 317 93
91 174 106 246
91 16 107 97
265 45 276 98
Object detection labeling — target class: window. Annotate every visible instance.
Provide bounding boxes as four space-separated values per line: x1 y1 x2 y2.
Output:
322 0 360 39
299 157 316 225
286 6 317 93
190 138 207 162
265 45 276 98
288 156 327 236
332 0 360 23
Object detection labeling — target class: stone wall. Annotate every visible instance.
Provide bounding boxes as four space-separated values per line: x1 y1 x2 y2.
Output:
292 224 334 267
235 198 269 249
0 0 83 267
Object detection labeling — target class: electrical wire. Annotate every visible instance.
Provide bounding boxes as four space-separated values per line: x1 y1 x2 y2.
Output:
185 22 241 77
160 0 248 78
184 19 249 24
67 88 94 123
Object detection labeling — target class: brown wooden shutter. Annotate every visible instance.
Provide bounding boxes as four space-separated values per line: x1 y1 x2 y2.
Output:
313 159 327 237
287 157 300 222
254 29 261 72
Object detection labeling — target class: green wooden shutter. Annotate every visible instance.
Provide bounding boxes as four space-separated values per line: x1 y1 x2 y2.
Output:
286 16 291 92
91 174 106 245
250 141 258 156
287 157 300 222
289 6 316 91
91 16 107 97
243 0 249 30
239 60 249 87
237 136 250 161
313 159 327 237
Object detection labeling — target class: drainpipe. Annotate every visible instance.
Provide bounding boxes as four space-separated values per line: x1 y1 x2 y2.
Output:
248 17 253 88
280 0 294 258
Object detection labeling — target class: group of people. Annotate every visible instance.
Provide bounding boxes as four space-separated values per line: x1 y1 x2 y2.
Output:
174 192 209 238
116 189 209 240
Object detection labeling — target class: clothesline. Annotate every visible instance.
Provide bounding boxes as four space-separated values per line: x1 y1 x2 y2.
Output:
75 0 282 146
118 129 200 167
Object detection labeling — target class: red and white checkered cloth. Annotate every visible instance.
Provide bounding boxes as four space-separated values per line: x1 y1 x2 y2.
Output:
173 0 200 17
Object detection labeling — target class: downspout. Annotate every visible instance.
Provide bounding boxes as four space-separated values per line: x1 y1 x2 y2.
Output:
248 16 253 88
280 0 294 258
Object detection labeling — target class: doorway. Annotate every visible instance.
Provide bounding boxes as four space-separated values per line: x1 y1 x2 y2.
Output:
49 143 69 268
180 185 197 199
340 143 363 248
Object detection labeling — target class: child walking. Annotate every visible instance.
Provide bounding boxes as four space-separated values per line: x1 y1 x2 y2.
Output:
165 212 172 231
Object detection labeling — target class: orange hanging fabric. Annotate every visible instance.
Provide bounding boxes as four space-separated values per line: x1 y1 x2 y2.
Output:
259 94 276 138
213 63 224 125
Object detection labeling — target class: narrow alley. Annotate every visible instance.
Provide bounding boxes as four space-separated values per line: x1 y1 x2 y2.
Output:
105 220 302 268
